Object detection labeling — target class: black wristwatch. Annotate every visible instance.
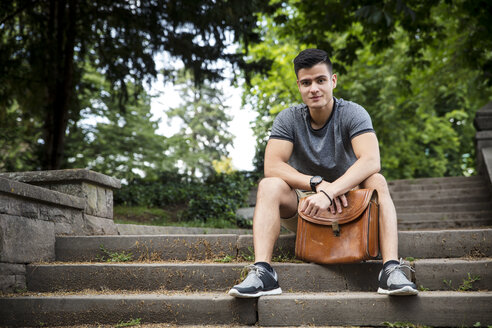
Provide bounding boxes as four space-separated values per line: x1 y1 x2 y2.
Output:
310 175 323 192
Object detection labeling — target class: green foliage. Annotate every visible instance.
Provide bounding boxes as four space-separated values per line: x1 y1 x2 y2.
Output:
214 255 235 263
64 70 170 182
166 70 234 177
115 318 141 327
244 1 492 178
240 246 256 262
114 171 256 228
97 245 133 263
443 273 481 291
443 279 454 290
383 322 431 328
459 273 481 291
0 0 277 169
113 206 171 226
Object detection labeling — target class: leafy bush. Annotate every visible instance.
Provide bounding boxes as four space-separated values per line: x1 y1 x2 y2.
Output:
114 170 257 227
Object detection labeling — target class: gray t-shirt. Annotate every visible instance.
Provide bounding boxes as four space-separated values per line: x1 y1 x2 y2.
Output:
269 97 375 182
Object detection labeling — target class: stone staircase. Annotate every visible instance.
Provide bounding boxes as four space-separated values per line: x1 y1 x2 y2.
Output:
1 176 492 327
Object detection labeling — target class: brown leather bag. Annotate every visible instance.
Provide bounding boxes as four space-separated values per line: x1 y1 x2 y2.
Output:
295 189 380 264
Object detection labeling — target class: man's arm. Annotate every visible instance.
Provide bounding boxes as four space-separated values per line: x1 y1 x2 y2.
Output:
321 132 381 196
264 138 312 190
301 132 381 216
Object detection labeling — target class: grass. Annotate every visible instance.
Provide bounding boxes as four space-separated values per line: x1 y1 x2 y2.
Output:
113 206 172 226
115 318 141 327
383 322 431 328
443 273 481 291
96 245 133 262
113 205 243 229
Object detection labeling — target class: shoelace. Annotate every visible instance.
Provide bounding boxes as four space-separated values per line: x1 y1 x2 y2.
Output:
386 258 415 275
242 264 265 278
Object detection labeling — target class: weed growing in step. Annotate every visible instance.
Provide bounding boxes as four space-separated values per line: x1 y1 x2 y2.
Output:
383 321 431 328
473 322 492 328
115 318 141 327
443 279 453 289
272 246 300 263
240 246 255 262
14 288 28 294
214 255 235 263
459 273 481 291
418 285 429 292
97 245 133 262
443 273 481 291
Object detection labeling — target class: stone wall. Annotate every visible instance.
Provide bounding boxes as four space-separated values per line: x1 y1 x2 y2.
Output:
0 169 120 292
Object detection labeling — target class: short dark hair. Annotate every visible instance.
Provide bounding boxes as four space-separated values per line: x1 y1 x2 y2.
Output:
293 49 332 77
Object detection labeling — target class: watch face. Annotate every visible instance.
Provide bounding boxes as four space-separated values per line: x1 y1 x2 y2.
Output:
311 176 323 184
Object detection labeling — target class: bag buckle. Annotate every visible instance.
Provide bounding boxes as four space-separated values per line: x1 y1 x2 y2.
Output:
332 222 340 237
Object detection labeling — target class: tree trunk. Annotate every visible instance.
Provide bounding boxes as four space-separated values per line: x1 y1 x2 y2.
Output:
42 0 76 170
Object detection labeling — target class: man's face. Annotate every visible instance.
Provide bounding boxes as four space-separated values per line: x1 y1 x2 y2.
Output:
296 63 337 112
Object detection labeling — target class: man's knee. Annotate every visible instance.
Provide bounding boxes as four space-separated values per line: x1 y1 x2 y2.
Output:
362 173 389 193
257 177 290 198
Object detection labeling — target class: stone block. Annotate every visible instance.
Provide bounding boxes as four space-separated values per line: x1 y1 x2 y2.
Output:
0 263 26 276
474 101 492 131
0 170 119 220
0 275 15 293
0 177 85 210
0 169 121 189
85 215 118 235
38 203 70 223
0 263 27 293
0 214 55 263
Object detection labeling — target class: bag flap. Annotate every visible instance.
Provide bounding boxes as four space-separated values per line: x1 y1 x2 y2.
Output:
298 189 376 226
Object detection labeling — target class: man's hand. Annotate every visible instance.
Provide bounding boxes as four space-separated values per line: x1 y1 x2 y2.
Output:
318 181 349 214
299 187 348 217
328 193 348 214
299 192 332 217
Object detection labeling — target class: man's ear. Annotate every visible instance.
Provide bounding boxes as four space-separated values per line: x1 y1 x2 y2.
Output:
332 74 338 88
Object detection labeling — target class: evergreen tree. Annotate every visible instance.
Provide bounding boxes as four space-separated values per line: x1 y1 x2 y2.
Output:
166 70 233 177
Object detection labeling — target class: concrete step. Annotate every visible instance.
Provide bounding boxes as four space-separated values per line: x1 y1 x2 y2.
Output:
389 179 489 192
397 212 492 230
395 201 492 213
390 187 490 200
0 292 257 327
392 193 492 206
257 291 492 327
117 224 252 236
2 291 488 327
387 175 485 186
398 211 492 221
55 229 492 262
26 259 491 293
55 234 238 262
414 258 492 291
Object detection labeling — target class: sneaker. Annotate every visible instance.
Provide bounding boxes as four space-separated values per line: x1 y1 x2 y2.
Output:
228 264 282 298
377 258 418 296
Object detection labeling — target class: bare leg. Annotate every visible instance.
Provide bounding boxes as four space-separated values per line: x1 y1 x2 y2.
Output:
253 177 298 263
361 173 398 263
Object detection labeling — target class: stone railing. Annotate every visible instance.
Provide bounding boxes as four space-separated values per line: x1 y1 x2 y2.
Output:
475 101 492 186
0 169 120 292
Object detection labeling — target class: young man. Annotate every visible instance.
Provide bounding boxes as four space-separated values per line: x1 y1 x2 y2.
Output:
228 48 418 298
